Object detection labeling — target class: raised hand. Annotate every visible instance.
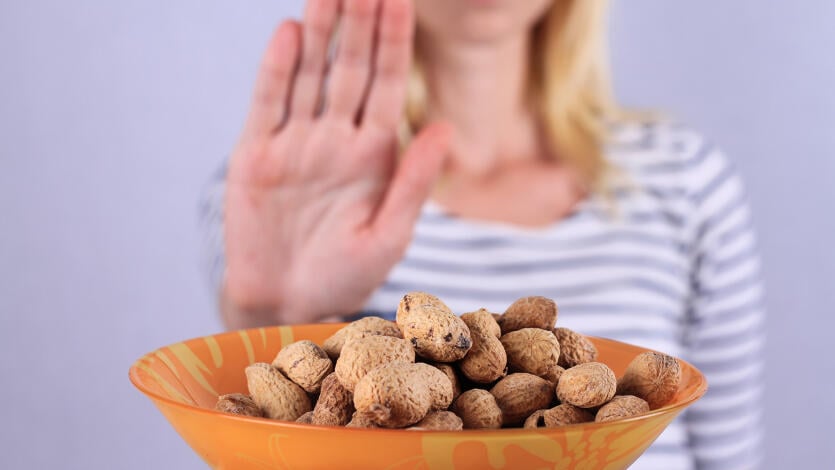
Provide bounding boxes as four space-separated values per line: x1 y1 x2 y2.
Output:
222 0 450 327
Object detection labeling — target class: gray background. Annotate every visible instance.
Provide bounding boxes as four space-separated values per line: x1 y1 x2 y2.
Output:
1 0 832 468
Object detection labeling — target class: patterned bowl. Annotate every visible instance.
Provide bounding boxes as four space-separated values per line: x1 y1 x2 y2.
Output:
129 323 706 470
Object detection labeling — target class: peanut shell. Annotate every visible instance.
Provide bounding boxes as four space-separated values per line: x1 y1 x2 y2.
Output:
490 373 554 426
346 410 378 428
461 309 501 338
553 327 598 368
322 316 402 360
417 362 456 410
543 364 566 387
311 372 354 426
501 328 561 381
334 335 415 391
215 393 263 417
523 409 548 429
499 296 558 334
245 363 312 421
353 363 443 428
431 362 463 400
459 311 507 384
408 411 464 431
273 340 333 394
396 292 472 362
595 395 650 422
617 351 681 409
452 389 503 430
543 404 594 426
556 362 617 408
295 411 314 424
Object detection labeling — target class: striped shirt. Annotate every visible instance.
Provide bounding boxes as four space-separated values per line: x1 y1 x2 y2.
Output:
200 121 764 469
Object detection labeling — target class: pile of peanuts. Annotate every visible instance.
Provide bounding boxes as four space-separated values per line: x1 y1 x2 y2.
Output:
215 292 682 430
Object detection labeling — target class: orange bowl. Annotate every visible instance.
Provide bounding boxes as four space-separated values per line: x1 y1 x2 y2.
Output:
130 324 706 470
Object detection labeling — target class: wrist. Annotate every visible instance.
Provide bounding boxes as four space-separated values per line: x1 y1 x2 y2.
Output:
220 281 332 328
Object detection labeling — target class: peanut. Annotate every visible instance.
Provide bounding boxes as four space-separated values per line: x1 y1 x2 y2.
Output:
273 340 333 394
295 411 314 424
499 296 558 334
322 316 402 360
311 372 354 426
452 389 503 430
543 364 566 388
215 393 263 417
490 373 554 426
459 309 507 383
431 362 463 400
553 327 598 368
396 292 472 362
543 404 594 426
245 363 311 421
617 351 681 409
501 328 561 382
408 411 464 431
334 335 415 391
556 362 617 408
345 410 378 428
523 409 548 429
595 395 650 422
353 363 453 428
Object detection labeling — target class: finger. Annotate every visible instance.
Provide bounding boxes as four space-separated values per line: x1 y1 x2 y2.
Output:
373 123 451 244
243 21 301 139
324 0 380 121
363 0 413 129
290 0 340 120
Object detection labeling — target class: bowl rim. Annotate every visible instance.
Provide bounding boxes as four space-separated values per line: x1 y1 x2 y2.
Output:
129 324 708 435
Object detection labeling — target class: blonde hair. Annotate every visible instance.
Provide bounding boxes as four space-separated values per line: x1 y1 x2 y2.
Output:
405 0 620 192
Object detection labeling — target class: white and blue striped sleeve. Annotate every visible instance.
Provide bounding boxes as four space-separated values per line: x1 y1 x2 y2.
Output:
684 146 765 469
198 159 228 296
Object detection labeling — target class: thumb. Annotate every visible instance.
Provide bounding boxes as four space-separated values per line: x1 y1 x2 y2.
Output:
372 122 452 248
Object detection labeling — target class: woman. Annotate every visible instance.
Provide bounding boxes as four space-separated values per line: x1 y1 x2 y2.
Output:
201 0 764 468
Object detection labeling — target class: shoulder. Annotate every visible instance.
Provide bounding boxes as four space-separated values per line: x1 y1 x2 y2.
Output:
606 119 743 207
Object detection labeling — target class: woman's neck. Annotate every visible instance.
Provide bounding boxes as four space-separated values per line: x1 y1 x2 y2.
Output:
417 30 544 176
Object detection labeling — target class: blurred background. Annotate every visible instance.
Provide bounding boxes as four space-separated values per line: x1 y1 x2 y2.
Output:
1 0 832 468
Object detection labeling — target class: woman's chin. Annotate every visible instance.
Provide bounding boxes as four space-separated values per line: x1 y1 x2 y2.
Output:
416 0 553 44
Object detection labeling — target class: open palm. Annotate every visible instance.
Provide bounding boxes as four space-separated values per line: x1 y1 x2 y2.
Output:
223 0 450 325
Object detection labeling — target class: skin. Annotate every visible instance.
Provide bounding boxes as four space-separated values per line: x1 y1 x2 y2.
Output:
222 0 582 328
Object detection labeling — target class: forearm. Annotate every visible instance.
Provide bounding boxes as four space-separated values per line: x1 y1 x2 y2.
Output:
219 288 282 330
686 299 765 470
685 146 765 469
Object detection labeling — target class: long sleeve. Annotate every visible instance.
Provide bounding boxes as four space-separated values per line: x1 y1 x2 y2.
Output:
684 148 765 469
198 159 228 297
